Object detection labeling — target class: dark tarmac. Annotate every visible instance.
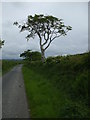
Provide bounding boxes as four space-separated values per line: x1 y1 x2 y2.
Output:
2 65 30 118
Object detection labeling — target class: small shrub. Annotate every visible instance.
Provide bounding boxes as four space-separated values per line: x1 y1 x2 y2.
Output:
46 57 55 65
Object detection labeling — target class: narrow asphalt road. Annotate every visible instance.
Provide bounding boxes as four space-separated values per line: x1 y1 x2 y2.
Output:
0 76 2 119
2 65 30 118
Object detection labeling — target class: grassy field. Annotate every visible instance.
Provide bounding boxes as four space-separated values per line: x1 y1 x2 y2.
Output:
2 60 22 75
22 52 89 118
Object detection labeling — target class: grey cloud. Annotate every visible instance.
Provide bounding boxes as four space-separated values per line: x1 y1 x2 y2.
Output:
2 2 88 59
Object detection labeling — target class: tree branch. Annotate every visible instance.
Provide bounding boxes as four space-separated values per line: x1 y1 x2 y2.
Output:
50 28 55 40
51 29 69 42
51 34 62 41
44 39 52 50
44 29 69 51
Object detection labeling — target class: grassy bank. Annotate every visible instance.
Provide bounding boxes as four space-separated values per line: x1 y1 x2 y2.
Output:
2 60 22 75
23 66 68 118
22 52 89 118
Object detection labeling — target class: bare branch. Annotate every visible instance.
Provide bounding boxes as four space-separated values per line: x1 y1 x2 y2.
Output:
44 39 52 50
51 30 69 41
51 34 62 41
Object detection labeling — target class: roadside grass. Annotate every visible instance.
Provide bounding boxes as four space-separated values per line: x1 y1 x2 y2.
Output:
22 52 89 118
22 66 69 118
2 60 22 75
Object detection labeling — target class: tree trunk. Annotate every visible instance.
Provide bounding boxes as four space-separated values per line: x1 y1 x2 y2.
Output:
41 49 45 63
39 38 46 62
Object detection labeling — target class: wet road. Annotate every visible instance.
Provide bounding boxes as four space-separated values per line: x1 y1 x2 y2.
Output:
2 65 30 118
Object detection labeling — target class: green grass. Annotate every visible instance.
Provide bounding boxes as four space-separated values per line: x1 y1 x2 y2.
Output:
2 60 22 75
22 52 89 118
22 66 70 118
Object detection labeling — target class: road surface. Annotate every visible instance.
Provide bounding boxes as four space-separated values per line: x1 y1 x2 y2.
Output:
2 65 30 118
0 76 2 119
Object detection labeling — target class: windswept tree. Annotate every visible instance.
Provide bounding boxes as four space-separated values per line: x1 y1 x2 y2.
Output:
20 50 41 61
14 14 72 62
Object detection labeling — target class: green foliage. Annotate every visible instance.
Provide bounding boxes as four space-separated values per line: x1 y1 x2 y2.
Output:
23 52 89 118
60 101 89 118
14 14 72 62
22 67 65 118
20 50 42 61
46 56 61 65
72 71 88 98
2 60 21 74
14 14 72 40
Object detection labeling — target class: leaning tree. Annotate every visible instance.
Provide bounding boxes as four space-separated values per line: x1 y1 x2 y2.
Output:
14 14 72 62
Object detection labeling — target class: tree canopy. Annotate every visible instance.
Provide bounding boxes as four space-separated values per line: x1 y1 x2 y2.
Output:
14 14 72 62
20 50 42 61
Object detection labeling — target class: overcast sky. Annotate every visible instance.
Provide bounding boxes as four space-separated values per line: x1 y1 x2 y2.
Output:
2 2 88 59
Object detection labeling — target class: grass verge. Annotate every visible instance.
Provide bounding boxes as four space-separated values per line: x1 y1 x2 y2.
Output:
22 66 65 118
22 52 89 118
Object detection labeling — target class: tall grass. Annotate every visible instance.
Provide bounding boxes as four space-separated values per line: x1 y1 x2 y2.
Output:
2 60 22 74
23 67 68 118
22 52 89 118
